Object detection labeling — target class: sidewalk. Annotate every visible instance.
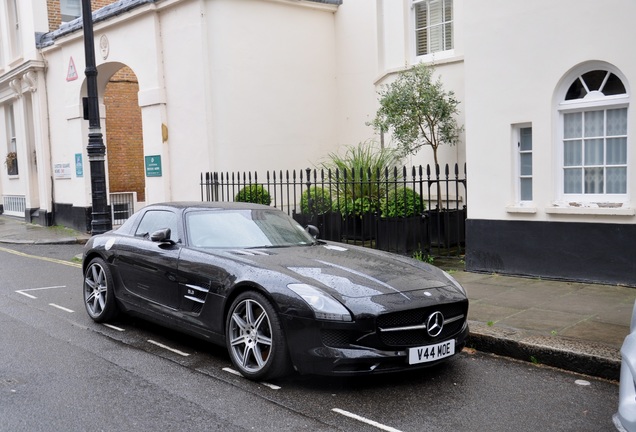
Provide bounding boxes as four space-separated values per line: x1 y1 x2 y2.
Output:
0 214 633 380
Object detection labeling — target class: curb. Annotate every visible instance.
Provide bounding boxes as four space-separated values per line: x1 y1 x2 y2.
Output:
467 321 620 381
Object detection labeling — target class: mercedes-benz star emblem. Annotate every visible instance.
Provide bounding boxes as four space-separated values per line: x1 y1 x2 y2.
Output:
426 311 444 337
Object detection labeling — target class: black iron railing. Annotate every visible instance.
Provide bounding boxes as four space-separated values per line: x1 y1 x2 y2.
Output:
200 164 466 256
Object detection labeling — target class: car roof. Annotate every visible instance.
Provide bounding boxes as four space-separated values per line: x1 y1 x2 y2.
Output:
148 201 274 211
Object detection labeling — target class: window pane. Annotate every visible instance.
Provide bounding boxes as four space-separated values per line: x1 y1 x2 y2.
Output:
584 111 604 137
520 178 532 201
606 137 627 165
607 108 627 136
602 73 627 96
429 0 443 25
584 139 604 165
429 25 443 53
565 78 586 100
415 4 428 55
581 70 607 92
564 140 582 166
415 3 427 29
584 167 604 194
520 153 532 176
520 127 532 151
444 22 453 50
416 29 428 56
564 113 582 138
606 167 627 193
564 168 582 193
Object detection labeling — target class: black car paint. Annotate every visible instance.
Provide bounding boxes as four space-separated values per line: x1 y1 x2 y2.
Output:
82 202 469 376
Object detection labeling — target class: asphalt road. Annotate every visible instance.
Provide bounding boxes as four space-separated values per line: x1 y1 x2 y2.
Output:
0 243 620 432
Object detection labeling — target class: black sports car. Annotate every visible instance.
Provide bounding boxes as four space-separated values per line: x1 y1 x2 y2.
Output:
82 202 469 380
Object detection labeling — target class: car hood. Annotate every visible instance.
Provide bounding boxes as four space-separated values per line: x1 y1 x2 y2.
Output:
217 243 463 307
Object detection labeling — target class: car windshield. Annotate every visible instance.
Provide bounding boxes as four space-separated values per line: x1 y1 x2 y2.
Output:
186 209 315 248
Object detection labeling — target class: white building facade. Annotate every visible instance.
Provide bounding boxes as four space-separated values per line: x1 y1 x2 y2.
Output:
463 0 636 285
2 0 632 285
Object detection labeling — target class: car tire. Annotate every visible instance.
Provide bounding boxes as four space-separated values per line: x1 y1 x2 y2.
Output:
226 291 290 381
83 257 119 323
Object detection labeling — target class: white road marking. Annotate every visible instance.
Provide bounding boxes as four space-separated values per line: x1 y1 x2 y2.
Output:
102 323 125 332
15 285 67 299
332 408 403 432
221 367 281 390
223 367 242 376
49 303 74 313
148 340 190 357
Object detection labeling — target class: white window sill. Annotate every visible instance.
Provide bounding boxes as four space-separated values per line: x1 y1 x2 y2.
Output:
545 206 635 216
506 205 537 214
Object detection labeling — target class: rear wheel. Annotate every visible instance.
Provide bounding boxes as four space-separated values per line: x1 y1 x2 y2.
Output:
226 291 290 381
83 257 118 322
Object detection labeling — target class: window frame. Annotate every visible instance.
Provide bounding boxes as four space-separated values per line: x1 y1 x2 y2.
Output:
411 0 455 61
512 124 533 204
61 0 82 23
555 64 630 205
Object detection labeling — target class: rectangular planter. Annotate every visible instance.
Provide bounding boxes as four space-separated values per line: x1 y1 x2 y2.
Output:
293 211 342 242
342 213 376 241
376 216 428 254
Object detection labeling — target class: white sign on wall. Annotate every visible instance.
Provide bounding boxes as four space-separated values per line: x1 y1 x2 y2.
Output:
54 162 72 179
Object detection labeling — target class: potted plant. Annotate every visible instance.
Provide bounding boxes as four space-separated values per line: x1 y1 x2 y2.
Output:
294 186 341 241
5 151 17 175
234 184 271 205
377 187 428 254
321 141 402 241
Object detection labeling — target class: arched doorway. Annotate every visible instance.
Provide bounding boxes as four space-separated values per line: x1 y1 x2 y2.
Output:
103 66 145 224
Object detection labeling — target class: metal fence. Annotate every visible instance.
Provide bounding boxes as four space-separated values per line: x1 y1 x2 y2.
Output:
200 164 466 256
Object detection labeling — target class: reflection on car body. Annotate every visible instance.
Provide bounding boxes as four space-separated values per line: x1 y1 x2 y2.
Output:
82 202 469 380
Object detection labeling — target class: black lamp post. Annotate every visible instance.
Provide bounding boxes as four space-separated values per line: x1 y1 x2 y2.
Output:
81 0 111 234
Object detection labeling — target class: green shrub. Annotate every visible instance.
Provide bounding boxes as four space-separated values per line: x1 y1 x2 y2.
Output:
234 184 271 205
321 141 402 216
380 187 425 218
301 186 333 215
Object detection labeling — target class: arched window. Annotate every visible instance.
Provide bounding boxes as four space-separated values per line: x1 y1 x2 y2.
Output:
557 66 629 202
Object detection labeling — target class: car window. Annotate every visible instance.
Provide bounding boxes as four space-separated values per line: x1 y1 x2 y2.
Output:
186 209 313 248
135 210 179 242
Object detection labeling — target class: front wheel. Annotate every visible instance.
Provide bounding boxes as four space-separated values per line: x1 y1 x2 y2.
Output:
83 257 118 323
226 291 290 381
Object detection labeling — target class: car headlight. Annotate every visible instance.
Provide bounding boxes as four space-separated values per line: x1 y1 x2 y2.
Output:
287 283 352 322
442 270 467 296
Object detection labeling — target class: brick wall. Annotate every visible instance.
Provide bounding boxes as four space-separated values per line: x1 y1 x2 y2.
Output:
104 67 145 202
47 0 118 31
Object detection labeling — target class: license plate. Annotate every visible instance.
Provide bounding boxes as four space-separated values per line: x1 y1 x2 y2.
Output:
408 340 455 364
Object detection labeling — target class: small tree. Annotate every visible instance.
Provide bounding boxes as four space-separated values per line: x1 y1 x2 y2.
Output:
371 63 463 209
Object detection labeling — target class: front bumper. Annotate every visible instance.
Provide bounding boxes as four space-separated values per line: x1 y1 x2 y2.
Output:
282 314 470 376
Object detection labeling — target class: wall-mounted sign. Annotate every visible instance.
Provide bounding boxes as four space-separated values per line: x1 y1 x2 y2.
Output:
75 153 83 177
66 57 78 82
54 162 72 179
145 155 162 177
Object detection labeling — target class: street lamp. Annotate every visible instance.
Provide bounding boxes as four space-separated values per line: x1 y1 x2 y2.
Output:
81 0 111 234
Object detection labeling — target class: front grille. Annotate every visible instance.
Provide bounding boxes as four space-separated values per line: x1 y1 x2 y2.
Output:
377 301 468 348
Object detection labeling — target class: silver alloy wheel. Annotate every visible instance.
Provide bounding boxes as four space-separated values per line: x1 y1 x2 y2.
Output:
84 262 108 318
228 298 273 374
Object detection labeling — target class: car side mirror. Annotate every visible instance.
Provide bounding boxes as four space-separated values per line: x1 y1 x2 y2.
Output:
150 228 175 244
305 224 320 239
